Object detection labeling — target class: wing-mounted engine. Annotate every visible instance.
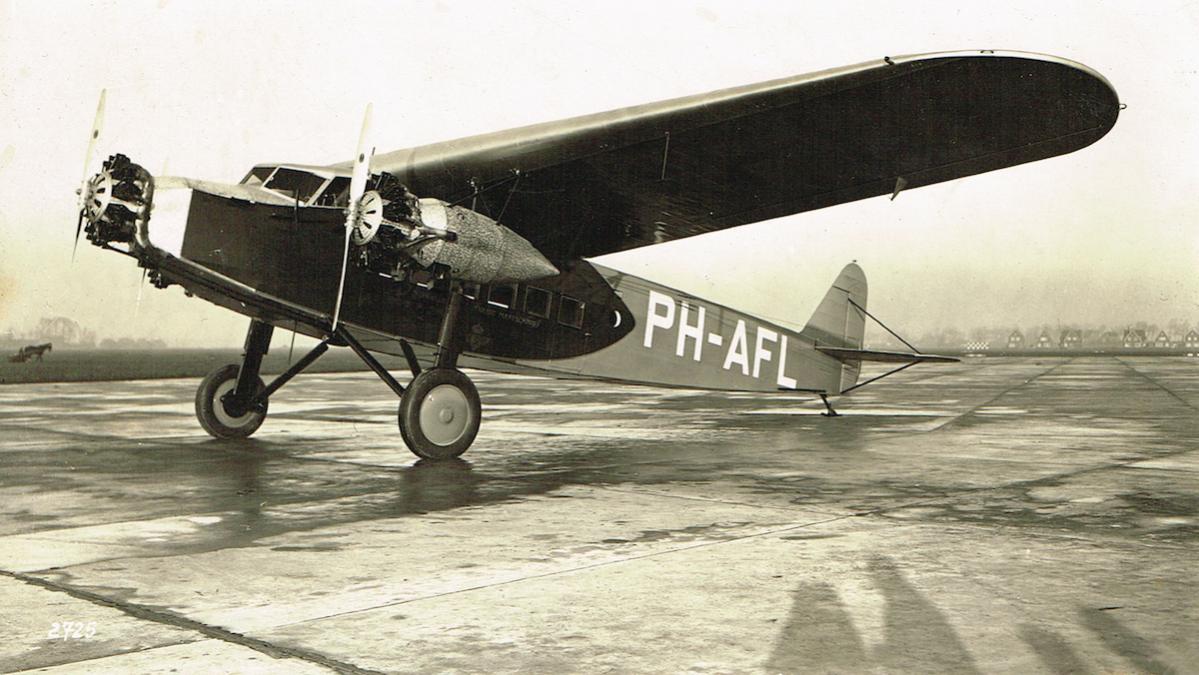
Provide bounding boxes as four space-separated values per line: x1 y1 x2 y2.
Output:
348 174 559 285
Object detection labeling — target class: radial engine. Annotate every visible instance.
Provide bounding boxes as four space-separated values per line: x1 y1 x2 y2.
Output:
348 175 558 284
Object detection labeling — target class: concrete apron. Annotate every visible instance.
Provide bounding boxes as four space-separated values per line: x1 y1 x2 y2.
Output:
0 356 1195 673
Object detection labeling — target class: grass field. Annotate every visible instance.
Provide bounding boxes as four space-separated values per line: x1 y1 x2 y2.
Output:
0 349 415 385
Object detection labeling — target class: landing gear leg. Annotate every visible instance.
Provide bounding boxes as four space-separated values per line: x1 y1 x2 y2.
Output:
195 319 273 438
399 289 481 460
820 393 840 418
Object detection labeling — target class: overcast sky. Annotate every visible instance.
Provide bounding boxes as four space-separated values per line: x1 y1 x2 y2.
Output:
1 1 1196 347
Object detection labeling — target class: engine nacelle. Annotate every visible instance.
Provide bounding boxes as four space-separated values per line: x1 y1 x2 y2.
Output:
351 178 558 284
410 199 558 283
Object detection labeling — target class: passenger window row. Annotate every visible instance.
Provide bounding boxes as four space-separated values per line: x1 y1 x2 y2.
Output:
460 282 585 329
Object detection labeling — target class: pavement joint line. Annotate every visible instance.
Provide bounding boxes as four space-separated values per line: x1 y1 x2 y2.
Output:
0 422 135 443
2 486 416 547
927 358 1074 433
7 441 1195 641
271 437 1199 630
896 515 1196 552
283 445 1193 629
842 441 1199 524
1113 357 1199 411
589 485 847 517
15 432 1194 564
269 414 390 425
0 569 380 675
5 637 212 673
0 422 262 447
283 513 857 628
16 440 1192 575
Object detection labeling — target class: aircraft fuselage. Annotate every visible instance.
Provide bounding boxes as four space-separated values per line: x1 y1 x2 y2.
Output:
141 180 853 395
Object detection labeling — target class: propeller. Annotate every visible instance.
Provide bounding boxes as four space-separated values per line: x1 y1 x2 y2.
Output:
331 103 374 331
74 89 107 260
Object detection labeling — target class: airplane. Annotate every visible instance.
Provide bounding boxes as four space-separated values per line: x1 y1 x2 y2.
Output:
73 50 1120 460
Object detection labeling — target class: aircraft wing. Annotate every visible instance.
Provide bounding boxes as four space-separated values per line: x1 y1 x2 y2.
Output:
362 50 1120 263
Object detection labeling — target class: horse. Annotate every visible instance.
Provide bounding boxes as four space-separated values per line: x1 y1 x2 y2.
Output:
8 343 52 362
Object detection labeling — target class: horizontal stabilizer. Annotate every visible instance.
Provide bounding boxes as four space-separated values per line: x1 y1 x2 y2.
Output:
816 347 959 364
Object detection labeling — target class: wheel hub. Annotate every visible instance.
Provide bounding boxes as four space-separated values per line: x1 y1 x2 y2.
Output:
213 380 258 428
419 384 472 446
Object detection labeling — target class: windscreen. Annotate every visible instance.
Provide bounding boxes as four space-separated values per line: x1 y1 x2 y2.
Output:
313 177 351 206
264 168 327 203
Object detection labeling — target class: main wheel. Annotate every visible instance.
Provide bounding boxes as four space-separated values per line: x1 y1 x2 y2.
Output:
398 368 481 460
195 364 268 439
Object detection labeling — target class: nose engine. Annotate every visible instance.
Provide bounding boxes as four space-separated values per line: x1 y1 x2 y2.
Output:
80 154 153 249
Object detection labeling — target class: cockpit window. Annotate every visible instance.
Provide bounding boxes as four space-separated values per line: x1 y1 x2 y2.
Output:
313 177 351 207
263 168 327 203
241 166 276 186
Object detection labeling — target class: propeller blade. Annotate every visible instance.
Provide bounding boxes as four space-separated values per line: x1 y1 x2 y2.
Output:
134 267 147 321
331 217 354 331
74 89 107 261
332 103 374 331
347 102 374 213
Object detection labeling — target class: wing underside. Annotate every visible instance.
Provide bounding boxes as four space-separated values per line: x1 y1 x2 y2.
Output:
355 50 1119 262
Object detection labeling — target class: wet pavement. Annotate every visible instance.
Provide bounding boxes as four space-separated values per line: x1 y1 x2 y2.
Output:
0 357 1196 673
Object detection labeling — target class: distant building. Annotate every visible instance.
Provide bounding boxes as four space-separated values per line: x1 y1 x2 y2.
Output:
1007 330 1024 349
1154 331 1172 349
1186 330 1199 349
963 340 990 353
1123 329 1147 348
1035 330 1054 349
1059 329 1082 349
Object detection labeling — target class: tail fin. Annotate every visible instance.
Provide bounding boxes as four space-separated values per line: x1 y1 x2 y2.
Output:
801 263 867 392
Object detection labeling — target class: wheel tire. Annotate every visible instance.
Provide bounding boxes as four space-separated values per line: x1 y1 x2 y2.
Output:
195 364 268 439
398 368 481 460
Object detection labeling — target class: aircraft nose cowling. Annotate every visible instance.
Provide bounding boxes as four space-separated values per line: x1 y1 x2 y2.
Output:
138 180 192 258
413 199 559 283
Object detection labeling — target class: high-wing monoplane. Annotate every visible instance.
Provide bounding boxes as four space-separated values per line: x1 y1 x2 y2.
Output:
74 51 1120 459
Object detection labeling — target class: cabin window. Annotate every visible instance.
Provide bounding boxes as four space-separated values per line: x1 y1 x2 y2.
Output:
559 295 584 328
488 284 516 309
264 168 327 203
313 177 351 206
241 166 276 186
461 282 480 300
524 287 551 318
